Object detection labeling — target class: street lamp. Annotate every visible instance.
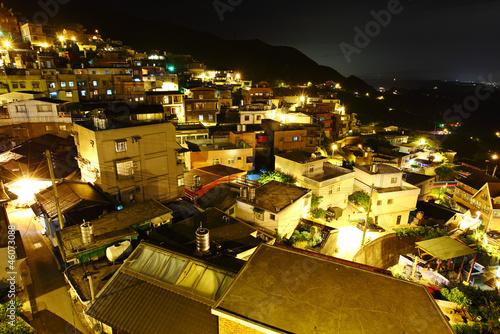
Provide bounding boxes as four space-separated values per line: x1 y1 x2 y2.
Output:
492 154 499 177
332 144 338 157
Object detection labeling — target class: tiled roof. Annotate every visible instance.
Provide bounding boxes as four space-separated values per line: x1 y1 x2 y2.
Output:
35 181 111 219
238 180 311 213
215 244 454 334
457 172 500 191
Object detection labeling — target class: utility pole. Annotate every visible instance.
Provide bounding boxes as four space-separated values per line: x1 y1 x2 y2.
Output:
46 149 65 229
361 183 374 246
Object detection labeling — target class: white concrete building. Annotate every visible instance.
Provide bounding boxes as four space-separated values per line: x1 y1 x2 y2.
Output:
353 164 420 229
239 103 276 125
275 151 354 210
236 181 311 238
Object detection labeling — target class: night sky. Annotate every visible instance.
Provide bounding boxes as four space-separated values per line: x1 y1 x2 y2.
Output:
11 0 500 84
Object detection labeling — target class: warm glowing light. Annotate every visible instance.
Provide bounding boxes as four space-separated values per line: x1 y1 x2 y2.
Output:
58 36 65 42
299 96 305 102
332 144 338 151
235 73 241 80
3 41 10 48
41 43 48 48
71 37 76 41
420 139 426 145
9 179 52 206
493 154 499 160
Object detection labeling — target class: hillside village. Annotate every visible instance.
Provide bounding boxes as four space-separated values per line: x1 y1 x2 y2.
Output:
1 5 500 334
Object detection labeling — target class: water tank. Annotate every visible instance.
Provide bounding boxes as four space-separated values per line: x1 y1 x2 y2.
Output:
193 175 201 189
81 222 94 244
106 241 132 262
248 187 256 202
196 227 210 253
240 187 248 198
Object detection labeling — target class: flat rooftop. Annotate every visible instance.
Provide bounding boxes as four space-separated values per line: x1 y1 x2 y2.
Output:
56 200 172 261
305 163 354 183
355 164 401 175
238 180 311 213
276 150 327 164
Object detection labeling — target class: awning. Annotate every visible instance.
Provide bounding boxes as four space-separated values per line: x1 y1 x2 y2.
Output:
415 236 476 261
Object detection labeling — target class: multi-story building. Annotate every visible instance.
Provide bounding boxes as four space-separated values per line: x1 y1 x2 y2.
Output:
184 87 218 125
0 68 47 94
235 180 311 238
20 22 49 47
247 81 273 104
275 150 354 210
183 137 254 171
146 91 184 121
353 164 420 229
217 89 232 108
0 6 21 44
0 98 72 141
42 68 79 103
239 103 275 125
453 172 500 230
73 119 185 205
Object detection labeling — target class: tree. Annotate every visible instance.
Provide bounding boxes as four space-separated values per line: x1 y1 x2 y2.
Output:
348 191 370 210
435 163 458 181
0 299 34 334
258 171 296 185
442 286 500 333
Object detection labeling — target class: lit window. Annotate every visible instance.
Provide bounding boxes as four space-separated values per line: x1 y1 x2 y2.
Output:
107 89 112 95
213 159 219 165
293 136 298 141
66 91 73 97
116 160 134 177
93 90 98 96
16 106 27 112
81 90 86 96
178 177 185 187
59 125 67 131
139 97 144 101
199 115 204 121
115 139 127 152
484 205 491 214
92 80 98 86
60 81 66 88
69 81 74 87
209 114 213 120
37 105 51 112
228 158 235 165
45 125 53 132
494 211 500 218
48 82 56 88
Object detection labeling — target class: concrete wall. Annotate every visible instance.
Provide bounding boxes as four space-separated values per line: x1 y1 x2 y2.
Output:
353 233 420 269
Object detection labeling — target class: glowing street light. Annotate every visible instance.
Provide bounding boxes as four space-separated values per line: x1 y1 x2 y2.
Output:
58 36 65 42
420 139 426 145
3 41 10 48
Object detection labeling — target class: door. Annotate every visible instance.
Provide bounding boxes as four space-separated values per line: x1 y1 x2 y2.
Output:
396 215 402 225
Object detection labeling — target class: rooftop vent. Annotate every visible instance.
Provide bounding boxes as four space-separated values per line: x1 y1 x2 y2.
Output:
196 225 210 254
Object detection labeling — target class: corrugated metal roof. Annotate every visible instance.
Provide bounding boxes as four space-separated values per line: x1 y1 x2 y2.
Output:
87 272 218 334
86 243 235 334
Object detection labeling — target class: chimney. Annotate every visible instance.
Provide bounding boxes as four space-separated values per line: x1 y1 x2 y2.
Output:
196 226 210 254
81 221 94 244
